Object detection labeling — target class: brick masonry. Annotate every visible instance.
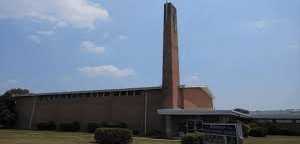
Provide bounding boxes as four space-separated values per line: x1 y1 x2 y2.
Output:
14 2 214 135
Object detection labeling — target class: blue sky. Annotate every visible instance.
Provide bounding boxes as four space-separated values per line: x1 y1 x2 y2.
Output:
0 0 299 110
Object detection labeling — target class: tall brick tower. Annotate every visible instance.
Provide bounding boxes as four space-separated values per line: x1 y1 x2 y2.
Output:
162 2 182 108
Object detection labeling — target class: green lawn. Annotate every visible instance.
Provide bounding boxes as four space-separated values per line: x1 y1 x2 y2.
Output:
0 129 300 144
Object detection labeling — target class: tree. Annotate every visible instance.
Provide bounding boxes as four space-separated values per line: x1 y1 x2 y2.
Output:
0 88 30 128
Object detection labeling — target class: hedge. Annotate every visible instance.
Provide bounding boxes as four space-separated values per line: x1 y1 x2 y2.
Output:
87 123 100 133
249 127 267 137
181 132 204 144
94 128 133 144
100 122 128 128
242 124 250 138
59 121 80 132
87 122 128 133
37 121 56 130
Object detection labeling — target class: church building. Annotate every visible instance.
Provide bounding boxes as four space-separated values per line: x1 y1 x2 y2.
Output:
15 2 247 137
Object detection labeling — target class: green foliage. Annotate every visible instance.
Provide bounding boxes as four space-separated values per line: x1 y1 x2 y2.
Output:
0 88 29 128
94 128 133 144
242 123 250 138
59 121 80 132
181 132 204 144
87 123 100 133
100 121 128 128
249 127 267 137
266 124 300 136
37 121 56 131
2 88 29 97
148 130 164 138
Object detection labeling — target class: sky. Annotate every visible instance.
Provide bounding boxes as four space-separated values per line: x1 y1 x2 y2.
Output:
0 0 299 110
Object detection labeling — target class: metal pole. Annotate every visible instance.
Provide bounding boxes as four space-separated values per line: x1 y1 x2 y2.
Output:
144 91 148 136
29 97 37 129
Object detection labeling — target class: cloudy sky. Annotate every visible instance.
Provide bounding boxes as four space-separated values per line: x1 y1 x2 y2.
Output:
0 0 299 110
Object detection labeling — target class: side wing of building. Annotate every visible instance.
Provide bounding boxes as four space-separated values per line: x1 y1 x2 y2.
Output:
15 86 213 134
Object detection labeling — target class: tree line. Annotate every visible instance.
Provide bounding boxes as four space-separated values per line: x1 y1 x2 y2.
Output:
0 88 29 128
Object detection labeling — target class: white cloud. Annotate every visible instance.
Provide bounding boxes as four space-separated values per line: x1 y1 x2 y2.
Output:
28 35 41 44
253 20 268 30
80 41 105 54
183 73 202 84
0 80 20 94
288 42 300 49
78 65 135 78
7 80 18 84
0 0 110 29
36 30 55 36
119 35 128 40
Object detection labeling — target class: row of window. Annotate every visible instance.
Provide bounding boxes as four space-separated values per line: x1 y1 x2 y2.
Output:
38 90 144 101
257 119 300 124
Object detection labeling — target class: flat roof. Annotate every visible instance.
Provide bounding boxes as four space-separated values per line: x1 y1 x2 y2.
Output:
15 85 212 98
250 110 300 119
157 108 250 118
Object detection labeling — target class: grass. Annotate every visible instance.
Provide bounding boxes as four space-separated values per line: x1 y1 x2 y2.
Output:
0 129 179 144
0 129 300 144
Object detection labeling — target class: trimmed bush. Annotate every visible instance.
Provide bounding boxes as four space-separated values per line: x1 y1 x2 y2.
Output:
267 125 300 136
100 122 128 128
242 124 250 138
148 130 164 138
94 128 133 144
37 121 56 130
87 123 100 133
132 129 140 136
181 132 204 144
249 127 267 137
59 121 80 132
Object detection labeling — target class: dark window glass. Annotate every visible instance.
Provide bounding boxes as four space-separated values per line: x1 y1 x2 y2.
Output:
196 121 203 130
128 91 134 96
104 92 110 96
121 91 127 96
113 92 119 96
135 91 142 96
187 121 195 132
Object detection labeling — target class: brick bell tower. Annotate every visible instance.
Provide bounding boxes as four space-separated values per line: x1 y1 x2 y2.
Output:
162 2 182 108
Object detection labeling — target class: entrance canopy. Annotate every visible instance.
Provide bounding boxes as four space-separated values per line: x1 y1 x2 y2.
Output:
157 108 251 119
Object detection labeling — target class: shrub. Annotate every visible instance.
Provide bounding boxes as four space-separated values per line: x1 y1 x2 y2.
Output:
87 123 100 133
94 128 133 144
59 121 80 132
242 124 250 138
100 122 128 128
148 130 164 138
37 121 56 130
181 132 204 144
267 125 300 136
132 129 140 136
249 127 267 137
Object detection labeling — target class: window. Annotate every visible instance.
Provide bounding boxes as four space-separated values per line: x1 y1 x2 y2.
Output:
276 120 293 123
121 91 127 96
187 121 195 132
128 91 134 96
196 121 203 130
99 92 104 97
104 92 110 96
135 91 142 96
90 93 95 97
113 92 119 96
